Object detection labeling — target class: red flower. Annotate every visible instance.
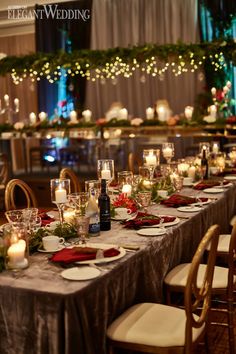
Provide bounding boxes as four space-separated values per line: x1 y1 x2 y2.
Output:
215 90 224 102
113 194 138 213
58 100 67 108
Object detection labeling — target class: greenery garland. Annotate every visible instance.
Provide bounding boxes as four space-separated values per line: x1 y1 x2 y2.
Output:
0 40 236 83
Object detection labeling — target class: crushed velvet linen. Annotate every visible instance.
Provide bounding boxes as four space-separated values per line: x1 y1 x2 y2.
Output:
0 185 235 354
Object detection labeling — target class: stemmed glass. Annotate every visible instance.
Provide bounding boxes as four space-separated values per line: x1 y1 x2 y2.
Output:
97 159 114 186
173 176 184 193
75 216 90 244
138 191 152 213
68 192 89 216
50 179 71 224
162 142 174 165
143 149 160 180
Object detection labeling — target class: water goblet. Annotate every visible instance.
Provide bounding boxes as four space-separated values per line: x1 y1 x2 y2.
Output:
173 176 184 193
143 149 160 180
5 209 25 223
75 216 90 244
68 192 89 216
50 178 71 224
138 191 152 212
22 207 38 232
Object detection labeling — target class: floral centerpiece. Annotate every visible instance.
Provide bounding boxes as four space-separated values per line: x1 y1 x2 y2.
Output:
203 81 235 124
112 194 138 214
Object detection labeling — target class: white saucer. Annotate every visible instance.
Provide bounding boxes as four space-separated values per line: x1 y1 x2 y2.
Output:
203 188 224 194
177 206 202 212
61 266 100 281
224 175 236 181
37 244 64 253
137 228 166 236
183 182 193 187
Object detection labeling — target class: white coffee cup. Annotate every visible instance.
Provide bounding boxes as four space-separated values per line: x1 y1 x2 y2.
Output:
42 235 65 251
157 190 168 198
183 177 193 185
115 207 132 219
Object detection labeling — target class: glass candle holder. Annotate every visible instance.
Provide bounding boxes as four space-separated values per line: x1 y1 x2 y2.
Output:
3 222 29 270
143 149 160 179
97 159 114 184
117 171 133 196
216 153 226 173
137 191 152 212
50 179 71 224
162 142 174 164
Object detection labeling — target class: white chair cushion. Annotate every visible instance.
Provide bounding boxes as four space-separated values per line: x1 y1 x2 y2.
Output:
107 303 204 347
206 234 231 253
164 264 234 289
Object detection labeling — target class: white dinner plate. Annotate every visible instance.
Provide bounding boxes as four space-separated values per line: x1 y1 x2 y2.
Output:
203 188 224 194
37 244 64 253
224 175 236 181
146 216 180 228
75 243 126 264
61 266 101 281
177 206 202 213
137 228 166 237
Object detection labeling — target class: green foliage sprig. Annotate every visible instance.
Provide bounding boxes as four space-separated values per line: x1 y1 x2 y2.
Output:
0 39 236 82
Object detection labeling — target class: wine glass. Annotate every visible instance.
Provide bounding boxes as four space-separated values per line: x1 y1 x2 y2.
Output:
50 179 71 224
75 216 90 244
97 159 114 186
68 192 89 216
138 191 152 213
162 142 174 165
143 149 160 180
117 171 133 196
173 176 184 193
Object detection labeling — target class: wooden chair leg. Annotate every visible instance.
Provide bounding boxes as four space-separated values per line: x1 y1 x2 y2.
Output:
228 296 235 354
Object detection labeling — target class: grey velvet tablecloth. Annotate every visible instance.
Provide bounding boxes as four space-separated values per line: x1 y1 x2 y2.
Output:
0 185 236 354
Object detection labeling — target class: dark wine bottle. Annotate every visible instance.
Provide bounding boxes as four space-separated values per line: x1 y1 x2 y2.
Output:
98 179 111 231
201 148 209 180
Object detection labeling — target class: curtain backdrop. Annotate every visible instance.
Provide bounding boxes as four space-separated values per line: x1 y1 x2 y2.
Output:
36 0 92 116
85 0 204 119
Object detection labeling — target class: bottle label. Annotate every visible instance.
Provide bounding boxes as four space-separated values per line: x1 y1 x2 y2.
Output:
89 222 100 236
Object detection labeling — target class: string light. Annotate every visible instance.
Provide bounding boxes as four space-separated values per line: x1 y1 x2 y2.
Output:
9 44 230 85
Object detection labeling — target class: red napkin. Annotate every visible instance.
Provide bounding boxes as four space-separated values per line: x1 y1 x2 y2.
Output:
193 180 228 190
38 211 55 226
161 194 208 208
217 169 236 177
50 246 120 265
124 212 176 230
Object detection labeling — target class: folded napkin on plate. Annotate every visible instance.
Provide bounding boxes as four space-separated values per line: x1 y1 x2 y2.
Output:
50 246 120 265
124 212 175 230
193 180 228 190
38 211 55 226
161 194 208 208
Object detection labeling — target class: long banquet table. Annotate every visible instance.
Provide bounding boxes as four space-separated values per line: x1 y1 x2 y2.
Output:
0 184 236 354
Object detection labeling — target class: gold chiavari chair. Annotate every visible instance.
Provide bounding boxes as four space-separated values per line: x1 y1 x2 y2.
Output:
59 168 81 193
107 225 220 354
165 223 236 354
5 179 38 211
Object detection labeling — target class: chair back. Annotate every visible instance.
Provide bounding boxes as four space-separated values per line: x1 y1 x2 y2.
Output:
184 224 220 353
0 153 9 185
5 179 38 211
59 168 81 193
227 222 236 305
